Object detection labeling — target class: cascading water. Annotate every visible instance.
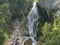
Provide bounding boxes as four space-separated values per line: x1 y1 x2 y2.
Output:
27 2 39 45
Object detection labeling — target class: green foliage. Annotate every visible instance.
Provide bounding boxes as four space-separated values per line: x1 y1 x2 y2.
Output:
0 1 12 45
0 32 5 45
42 22 52 37
38 15 60 45
0 3 11 24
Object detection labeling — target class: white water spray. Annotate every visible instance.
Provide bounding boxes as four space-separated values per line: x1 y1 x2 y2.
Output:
27 2 39 45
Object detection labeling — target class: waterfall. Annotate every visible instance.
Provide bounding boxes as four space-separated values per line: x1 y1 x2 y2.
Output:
27 2 39 45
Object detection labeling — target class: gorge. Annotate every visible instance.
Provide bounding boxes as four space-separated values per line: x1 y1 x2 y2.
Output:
0 0 60 45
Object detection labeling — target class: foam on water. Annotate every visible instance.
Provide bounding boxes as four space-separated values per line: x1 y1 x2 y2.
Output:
27 2 39 45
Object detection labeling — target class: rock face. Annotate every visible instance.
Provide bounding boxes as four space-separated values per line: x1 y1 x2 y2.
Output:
38 0 55 11
37 0 60 22
19 17 29 36
38 0 60 14
5 19 31 45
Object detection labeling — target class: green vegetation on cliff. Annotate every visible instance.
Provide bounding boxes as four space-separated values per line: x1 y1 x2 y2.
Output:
37 15 60 45
0 0 60 45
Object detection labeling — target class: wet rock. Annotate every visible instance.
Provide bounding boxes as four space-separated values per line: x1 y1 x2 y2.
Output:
24 38 32 45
